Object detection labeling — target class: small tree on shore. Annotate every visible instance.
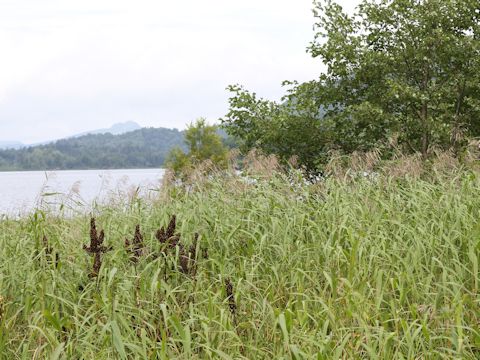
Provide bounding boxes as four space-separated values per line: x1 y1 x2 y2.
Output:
166 118 228 176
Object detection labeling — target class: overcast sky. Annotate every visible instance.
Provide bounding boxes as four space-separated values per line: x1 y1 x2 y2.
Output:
0 0 359 143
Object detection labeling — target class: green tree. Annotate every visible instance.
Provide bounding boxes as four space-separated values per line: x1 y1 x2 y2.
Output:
221 84 331 170
222 0 480 169
166 119 228 175
308 0 480 157
165 147 191 174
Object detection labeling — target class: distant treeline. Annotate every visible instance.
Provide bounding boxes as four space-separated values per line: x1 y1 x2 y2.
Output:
0 128 187 170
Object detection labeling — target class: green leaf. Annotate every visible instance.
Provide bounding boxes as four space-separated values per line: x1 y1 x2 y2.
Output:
110 320 127 360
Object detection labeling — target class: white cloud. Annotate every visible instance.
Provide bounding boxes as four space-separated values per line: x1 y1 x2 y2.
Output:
0 0 359 143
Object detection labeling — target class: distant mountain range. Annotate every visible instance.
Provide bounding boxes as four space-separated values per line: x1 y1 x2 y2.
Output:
0 127 186 171
0 121 236 171
0 141 24 150
0 121 143 150
71 121 142 138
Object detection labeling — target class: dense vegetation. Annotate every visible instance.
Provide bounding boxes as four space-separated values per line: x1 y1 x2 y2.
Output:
166 119 229 176
222 0 480 170
0 0 479 358
0 128 185 171
0 158 479 358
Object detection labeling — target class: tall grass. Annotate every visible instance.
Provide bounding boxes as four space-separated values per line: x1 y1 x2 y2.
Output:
0 167 479 358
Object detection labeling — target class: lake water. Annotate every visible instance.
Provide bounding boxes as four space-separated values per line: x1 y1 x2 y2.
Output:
0 168 165 216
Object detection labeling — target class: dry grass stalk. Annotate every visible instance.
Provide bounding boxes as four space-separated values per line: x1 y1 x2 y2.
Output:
324 147 479 181
227 148 241 172
324 150 348 179
431 149 460 174
383 153 424 179
187 159 221 185
83 218 112 278
0 295 4 322
156 169 176 204
325 150 381 180
287 155 299 169
464 140 480 168
243 149 281 179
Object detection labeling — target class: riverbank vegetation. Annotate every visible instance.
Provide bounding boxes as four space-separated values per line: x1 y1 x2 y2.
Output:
0 150 479 358
0 0 479 358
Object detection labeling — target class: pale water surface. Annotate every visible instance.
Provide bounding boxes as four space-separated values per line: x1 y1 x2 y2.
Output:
0 169 165 216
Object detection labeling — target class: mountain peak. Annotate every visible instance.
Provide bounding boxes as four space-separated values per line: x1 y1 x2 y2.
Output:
0 122 143 149
106 121 142 135
74 121 142 137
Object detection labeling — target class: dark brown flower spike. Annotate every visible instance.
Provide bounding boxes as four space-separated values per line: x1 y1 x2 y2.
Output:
178 246 190 274
84 218 112 278
125 224 145 263
156 215 180 249
225 278 238 325
155 215 201 275
166 215 176 238
185 233 200 275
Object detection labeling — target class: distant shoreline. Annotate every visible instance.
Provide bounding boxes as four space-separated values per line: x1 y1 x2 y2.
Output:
0 167 166 173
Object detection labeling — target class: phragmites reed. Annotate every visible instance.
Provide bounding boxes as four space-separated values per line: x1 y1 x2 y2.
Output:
83 218 111 278
42 235 60 268
243 149 281 179
125 224 145 263
43 235 52 256
179 232 200 275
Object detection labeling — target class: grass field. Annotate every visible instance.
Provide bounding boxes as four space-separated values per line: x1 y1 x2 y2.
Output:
0 167 479 358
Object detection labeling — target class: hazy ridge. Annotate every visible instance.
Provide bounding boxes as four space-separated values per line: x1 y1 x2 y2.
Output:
0 127 186 171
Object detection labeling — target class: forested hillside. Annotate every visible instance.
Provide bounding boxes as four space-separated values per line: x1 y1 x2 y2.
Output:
0 128 186 170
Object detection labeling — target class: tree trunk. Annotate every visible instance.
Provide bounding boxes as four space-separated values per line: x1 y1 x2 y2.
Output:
451 80 466 153
421 102 429 159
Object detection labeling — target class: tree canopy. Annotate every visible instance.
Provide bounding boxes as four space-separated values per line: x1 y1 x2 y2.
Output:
166 119 229 175
221 0 480 170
